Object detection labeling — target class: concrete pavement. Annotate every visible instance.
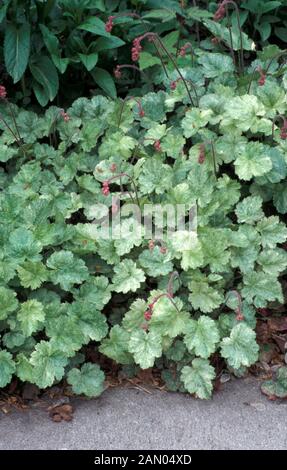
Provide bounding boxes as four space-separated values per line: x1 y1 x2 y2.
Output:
0 377 286 450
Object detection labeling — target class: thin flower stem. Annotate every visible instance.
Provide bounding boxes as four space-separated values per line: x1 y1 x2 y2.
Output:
226 290 242 306
150 37 170 79
179 42 195 67
117 95 144 129
117 96 131 128
130 143 140 165
204 140 217 177
226 10 236 67
150 292 180 313
225 289 243 314
0 98 28 157
167 271 180 298
0 113 22 146
49 111 61 147
135 14 170 79
184 79 199 106
222 0 244 74
6 101 22 144
247 65 260 94
265 49 287 75
114 12 169 79
233 2 244 73
107 172 140 206
210 141 217 177
175 30 181 57
137 32 197 106
116 64 151 83
276 59 287 76
272 114 286 139
193 0 201 44
156 36 195 106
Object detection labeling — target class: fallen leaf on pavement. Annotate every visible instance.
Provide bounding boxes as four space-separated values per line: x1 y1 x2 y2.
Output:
49 404 73 423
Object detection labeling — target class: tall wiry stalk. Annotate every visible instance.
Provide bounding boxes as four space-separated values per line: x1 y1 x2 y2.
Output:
225 9 236 67
114 64 151 87
225 289 244 320
0 86 25 155
247 50 287 93
117 95 145 128
102 172 140 207
272 114 287 140
265 49 287 75
105 12 169 79
132 32 197 106
213 0 245 74
170 77 199 106
167 271 180 298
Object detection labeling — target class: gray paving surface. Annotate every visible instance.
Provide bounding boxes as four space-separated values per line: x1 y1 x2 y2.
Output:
0 377 286 450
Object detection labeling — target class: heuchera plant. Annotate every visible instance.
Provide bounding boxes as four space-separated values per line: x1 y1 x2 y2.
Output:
0 45 287 399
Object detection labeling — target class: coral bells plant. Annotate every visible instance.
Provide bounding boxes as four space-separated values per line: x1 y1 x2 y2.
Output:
1 46 287 400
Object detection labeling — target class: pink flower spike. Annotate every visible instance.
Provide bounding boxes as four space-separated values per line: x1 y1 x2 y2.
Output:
135 99 145 117
154 140 161 152
131 36 143 62
257 67 266 86
280 118 287 139
60 109 70 122
105 16 115 33
114 65 122 79
0 85 7 99
213 3 226 21
236 309 244 321
148 240 155 251
179 46 187 57
170 80 177 90
144 310 152 321
102 181 110 196
198 144 206 164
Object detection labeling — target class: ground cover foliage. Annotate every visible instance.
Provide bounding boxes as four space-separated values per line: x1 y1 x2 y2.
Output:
0 1 287 399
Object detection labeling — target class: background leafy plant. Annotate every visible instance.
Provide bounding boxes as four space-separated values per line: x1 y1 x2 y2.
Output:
0 0 128 105
233 0 287 44
0 0 268 107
